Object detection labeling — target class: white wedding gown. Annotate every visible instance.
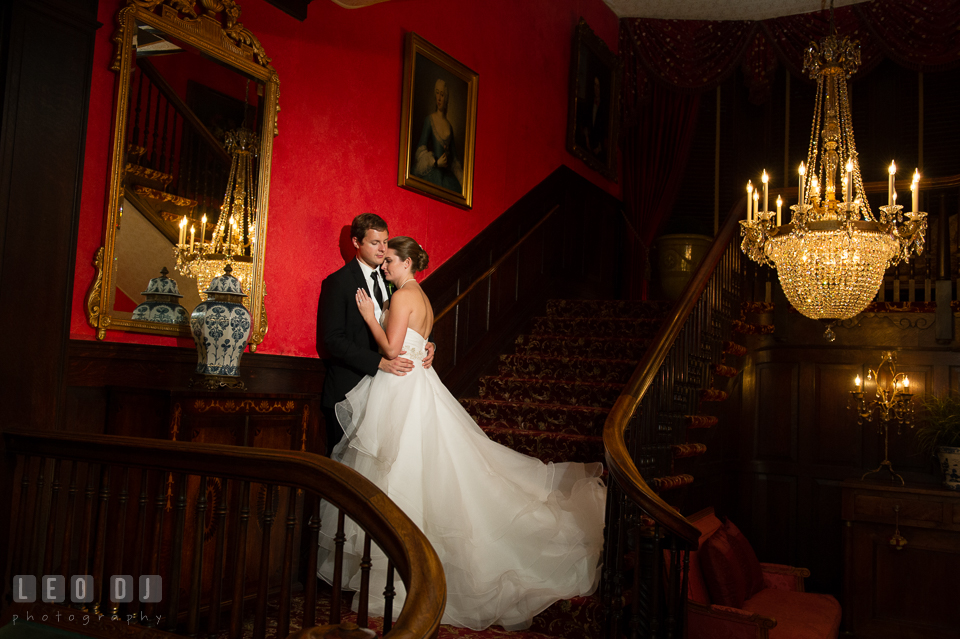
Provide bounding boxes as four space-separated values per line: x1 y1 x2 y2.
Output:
317 327 607 630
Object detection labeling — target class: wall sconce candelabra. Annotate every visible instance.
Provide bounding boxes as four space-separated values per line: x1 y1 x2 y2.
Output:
849 351 915 485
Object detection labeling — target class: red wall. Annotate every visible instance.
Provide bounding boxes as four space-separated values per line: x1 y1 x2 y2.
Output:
70 0 621 358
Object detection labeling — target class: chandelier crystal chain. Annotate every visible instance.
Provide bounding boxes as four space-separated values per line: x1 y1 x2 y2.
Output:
740 24 926 338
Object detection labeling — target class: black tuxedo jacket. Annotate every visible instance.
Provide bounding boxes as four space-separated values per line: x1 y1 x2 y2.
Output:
317 259 386 409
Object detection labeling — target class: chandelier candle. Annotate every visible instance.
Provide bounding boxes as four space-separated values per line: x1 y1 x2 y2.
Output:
739 30 926 337
762 170 769 214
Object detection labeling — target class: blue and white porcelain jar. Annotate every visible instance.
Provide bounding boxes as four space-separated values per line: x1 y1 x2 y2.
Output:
189 264 251 389
938 446 960 490
132 268 188 325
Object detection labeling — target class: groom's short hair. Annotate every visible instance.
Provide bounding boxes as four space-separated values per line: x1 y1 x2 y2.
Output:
351 213 388 242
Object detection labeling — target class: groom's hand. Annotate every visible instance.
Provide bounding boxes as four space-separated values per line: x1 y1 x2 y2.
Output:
379 353 414 376
422 342 436 369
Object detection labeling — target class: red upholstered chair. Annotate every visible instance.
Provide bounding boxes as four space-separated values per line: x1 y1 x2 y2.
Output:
683 508 841 639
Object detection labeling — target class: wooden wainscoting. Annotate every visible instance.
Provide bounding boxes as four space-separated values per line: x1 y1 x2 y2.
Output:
423 165 625 398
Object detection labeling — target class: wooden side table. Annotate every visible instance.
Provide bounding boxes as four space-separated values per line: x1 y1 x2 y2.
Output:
842 479 960 638
169 391 319 453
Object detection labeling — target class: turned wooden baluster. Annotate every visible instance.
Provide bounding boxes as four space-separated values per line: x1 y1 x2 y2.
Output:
159 101 170 178
303 495 320 629
165 473 188 632
253 484 276 639
75 465 97 611
128 468 150 623
42 459 63 576
229 480 251 639
357 534 373 628
108 468 130 618
149 85 162 170
58 461 80 579
383 560 396 634
330 510 346 624
278 486 299 637
186 474 208 635
13 456 34 576
207 476 230 637
26 458 47 576
130 68 144 153
90 465 111 615
142 83 154 169
143 468 167 627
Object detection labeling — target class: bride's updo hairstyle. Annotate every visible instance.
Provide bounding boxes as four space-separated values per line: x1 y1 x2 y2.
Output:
388 236 429 273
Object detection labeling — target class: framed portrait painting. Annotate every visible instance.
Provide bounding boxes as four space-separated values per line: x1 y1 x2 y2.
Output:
566 18 621 182
398 32 478 209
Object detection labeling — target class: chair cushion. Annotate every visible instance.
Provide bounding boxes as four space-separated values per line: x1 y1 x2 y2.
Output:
699 525 750 608
741 588 842 639
723 518 765 598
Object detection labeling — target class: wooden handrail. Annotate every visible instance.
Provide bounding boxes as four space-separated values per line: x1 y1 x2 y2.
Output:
138 59 232 166
602 197 747 547
433 205 559 322
2 429 446 639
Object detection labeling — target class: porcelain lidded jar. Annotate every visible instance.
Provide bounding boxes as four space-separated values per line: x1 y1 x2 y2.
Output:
189 264 251 389
132 267 188 325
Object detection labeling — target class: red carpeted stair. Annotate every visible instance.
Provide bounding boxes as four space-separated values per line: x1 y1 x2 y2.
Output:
453 299 671 639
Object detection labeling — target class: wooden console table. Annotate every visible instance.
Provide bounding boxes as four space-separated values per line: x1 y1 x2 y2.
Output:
842 479 960 638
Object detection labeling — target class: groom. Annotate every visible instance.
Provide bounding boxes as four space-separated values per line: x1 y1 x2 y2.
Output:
316 213 433 455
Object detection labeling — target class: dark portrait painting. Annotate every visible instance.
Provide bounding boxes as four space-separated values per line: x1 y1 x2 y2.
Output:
566 19 620 182
398 33 478 209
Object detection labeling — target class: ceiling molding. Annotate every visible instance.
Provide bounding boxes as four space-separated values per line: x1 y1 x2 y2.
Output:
603 0 872 21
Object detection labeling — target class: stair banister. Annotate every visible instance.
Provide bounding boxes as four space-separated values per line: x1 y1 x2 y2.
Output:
138 59 232 166
434 204 559 322
1 429 446 639
603 196 747 546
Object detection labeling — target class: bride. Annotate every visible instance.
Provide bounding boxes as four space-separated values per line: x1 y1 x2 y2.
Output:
317 236 607 631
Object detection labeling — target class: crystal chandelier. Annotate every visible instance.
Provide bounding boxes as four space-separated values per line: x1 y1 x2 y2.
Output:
740 27 926 340
174 127 258 294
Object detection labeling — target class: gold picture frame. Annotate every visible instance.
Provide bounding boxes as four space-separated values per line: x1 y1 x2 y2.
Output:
566 18 621 182
84 0 278 349
398 33 478 209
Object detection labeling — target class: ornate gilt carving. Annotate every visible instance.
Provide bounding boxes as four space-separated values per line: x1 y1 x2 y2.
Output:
94 0 276 344
191 398 297 413
85 247 105 330
133 184 196 207
125 163 174 186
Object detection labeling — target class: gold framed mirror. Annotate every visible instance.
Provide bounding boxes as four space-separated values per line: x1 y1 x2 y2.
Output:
85 0 277 350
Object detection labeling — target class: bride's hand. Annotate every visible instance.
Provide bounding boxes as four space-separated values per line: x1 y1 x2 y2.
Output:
355 288 376 321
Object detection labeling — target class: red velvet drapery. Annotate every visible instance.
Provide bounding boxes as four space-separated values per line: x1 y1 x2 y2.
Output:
616 0 960 299
621 84 700 300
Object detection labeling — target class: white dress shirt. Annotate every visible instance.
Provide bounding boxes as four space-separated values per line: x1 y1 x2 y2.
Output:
356 259 388 321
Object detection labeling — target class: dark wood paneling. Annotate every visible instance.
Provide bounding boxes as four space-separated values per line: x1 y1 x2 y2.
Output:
814 363 863 467
806 478 844 596
749 473 797 564
843 481 960 638
422 165 623 398
0 0 99 432
755 362 798 461
65 340 323 443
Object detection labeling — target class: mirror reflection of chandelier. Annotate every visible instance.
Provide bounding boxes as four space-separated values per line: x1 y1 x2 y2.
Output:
174 127 258 293
740 25 926 341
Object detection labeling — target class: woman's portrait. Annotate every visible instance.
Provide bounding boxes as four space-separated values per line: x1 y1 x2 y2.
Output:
398 33 478 209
